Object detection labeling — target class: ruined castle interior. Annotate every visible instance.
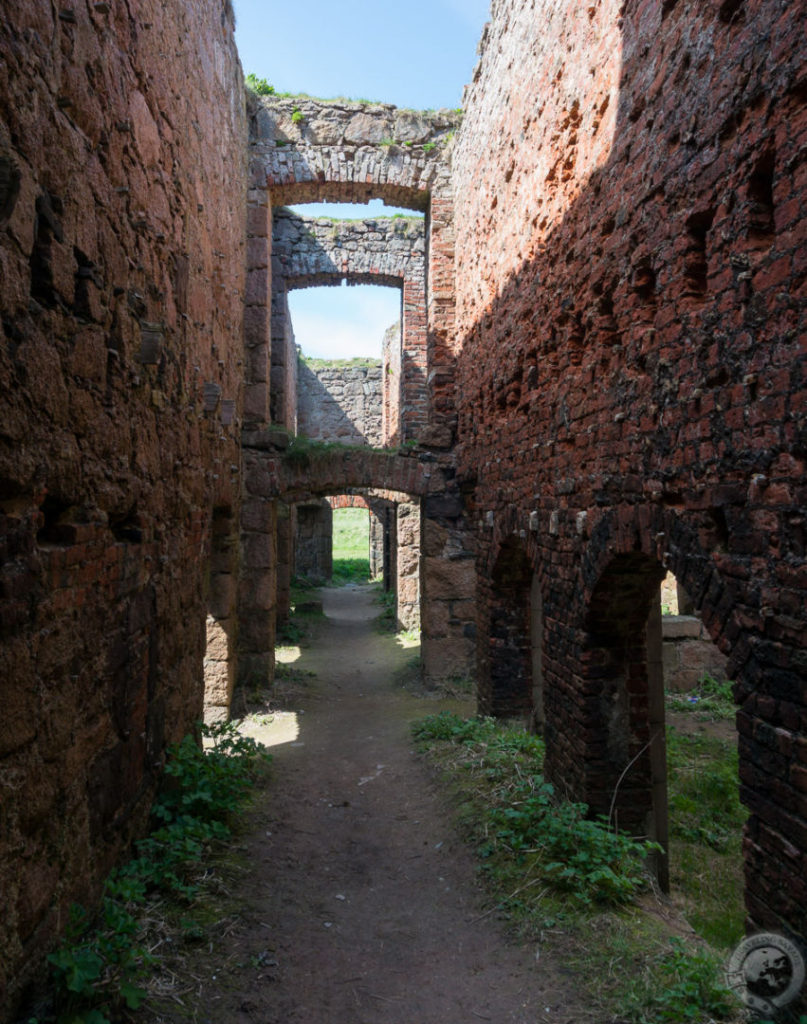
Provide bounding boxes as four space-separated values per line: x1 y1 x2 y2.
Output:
1 0 806 1017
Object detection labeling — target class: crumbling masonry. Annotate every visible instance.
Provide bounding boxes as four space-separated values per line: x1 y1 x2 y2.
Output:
0 0 806 1016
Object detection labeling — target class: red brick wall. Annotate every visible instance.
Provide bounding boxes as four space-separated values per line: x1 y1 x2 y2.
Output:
453 0 807 947
0 1 246 1014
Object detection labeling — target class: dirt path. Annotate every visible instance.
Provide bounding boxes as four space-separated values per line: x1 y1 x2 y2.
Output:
152 586 588 1024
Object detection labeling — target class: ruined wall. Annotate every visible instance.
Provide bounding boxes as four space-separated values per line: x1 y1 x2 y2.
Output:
0 1 246 1013
453 0 807 947
297 359 383 445
272 209 425 289
382 321 403 445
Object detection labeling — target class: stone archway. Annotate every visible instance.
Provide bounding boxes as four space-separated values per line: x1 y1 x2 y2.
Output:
271 209 427 443
245 95 461 449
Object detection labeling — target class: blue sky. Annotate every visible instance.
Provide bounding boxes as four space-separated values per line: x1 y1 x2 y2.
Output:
233 0 490 358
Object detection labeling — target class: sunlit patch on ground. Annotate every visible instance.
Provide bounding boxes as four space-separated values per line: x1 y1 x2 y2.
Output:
239 710 301 748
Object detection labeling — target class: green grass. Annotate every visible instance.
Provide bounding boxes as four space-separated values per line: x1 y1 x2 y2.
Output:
667 726 745 947
666 673 735 720
331 508 371 583
412 712 742 1023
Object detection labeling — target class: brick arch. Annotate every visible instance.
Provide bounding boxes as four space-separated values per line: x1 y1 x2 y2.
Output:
243 448 430 506
328 494 370 511
578 506 743 670
545 504 759 890
273 209 424 289
250 98 458 211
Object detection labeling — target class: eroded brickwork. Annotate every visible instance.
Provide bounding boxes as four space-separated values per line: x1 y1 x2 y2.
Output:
0 1 246 1013
453 0 807 955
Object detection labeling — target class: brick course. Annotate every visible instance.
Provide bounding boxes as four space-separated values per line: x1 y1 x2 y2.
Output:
0 1 246 1013
452 0 807 959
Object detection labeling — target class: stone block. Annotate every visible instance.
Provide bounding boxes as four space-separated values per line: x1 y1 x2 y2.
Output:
205 617 231 661
661 615 703 640
423 556 476 601
421 637 476 682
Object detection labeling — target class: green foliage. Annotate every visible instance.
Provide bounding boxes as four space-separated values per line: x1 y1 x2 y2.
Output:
291 107 304 123
331 557 371 584
282 434 369 469
332 507 369 560
301 355 381 369
422 141 437 152
414 712 740 1022
666 673 735 720
245 73 275 96
413 713 657 907
277 617 305 644
413 711 497 745
47 724 269 1023
621 938 737 1023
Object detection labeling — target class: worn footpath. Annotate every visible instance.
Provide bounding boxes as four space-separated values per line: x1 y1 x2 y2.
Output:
147 585 589 1024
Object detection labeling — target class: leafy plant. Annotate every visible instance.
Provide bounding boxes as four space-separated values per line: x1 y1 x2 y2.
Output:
620 938 737 1023
46 724 270 1023
413 713 657 907
291 107 304 124
414 712 740 1022
422 141 437 152
245 73 275 96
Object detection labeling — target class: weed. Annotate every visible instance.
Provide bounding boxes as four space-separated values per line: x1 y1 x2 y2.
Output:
422 141 437 152
373 586 396 630
413 712 740 1023
330 507 371 585
619 938 737 1023
245 73 275 96
291 108 303 124
332 558 371 584
276 617 305 644
413 713 657 907
301 355 381 369
46 724 269 1023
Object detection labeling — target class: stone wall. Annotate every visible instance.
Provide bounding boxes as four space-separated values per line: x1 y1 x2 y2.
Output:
662 615 730 692
382 321 403 445
452 0 807 954
297 360 383 446
0 1 246 1014
272 208 425 289
294 501 333 582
